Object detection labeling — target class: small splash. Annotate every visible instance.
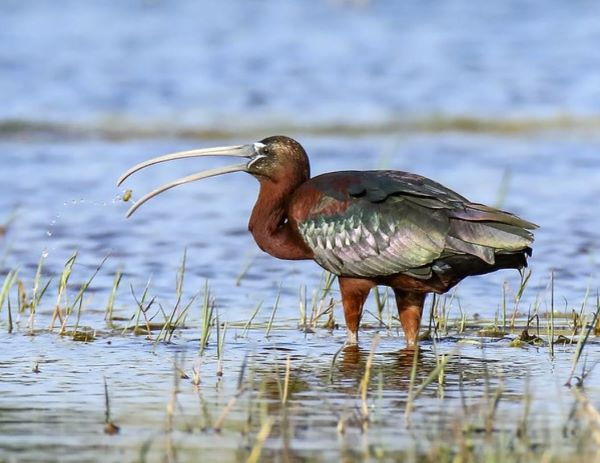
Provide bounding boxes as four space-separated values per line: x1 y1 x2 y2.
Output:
63 197 115 208
46 215 58 237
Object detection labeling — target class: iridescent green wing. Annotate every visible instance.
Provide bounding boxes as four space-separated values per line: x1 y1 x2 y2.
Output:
294 171 536 278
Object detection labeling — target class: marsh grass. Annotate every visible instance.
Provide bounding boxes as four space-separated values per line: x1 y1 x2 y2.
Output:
216 314 227 380
246 416 274 463
65 255 108 337
565 294 600 387
199 280 215 355
265 284 281 338
0 268 18 332
280 355 291 405
235 252 257 286
2 251 600 462
1 250 595 349
105 269 122 327
405 348 453 426
213 354 249 433
27 254 51 333
509 269 533 328
118 253 203 345
298 270 336 331
154 250 198 345
358 334 380 429
241 300 263 337
126 279 155 335
103 377 120 435
49 251 77 330
430 289 458 337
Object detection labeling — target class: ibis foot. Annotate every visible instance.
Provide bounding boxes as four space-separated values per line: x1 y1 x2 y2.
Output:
346 330 359 345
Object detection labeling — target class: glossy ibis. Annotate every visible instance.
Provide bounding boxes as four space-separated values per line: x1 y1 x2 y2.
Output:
118 136 536 346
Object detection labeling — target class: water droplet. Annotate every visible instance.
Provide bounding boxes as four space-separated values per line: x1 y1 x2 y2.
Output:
63 202 68 206
71 200 77 205
42 249 49 258
46 231 52 237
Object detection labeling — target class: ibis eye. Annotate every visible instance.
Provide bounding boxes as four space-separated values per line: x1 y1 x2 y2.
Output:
262 147 270 155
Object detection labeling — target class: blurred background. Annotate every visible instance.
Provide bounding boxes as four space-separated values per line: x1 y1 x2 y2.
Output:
1 0 599 317
3 4 600 462
3 1 600 128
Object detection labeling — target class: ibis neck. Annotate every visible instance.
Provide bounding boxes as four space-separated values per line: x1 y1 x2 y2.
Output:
248 177 311 260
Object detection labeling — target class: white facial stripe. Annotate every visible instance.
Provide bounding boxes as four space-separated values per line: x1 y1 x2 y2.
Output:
247 142 268 169
247 153 267 169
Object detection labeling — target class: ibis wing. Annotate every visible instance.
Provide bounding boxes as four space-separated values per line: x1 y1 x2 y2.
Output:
293 171 536 278
297 196 449 278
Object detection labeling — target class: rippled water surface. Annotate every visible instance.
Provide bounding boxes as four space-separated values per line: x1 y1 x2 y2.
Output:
1 1 600 462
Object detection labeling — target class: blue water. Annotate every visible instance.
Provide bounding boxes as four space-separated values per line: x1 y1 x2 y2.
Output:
1 0 598 329
1 3 600 461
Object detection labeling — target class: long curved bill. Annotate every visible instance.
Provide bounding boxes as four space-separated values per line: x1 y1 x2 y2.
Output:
117 143 262 217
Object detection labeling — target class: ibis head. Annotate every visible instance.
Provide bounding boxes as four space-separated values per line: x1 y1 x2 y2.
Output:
117 135 309 217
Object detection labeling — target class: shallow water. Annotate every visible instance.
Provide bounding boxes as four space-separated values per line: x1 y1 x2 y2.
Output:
1 326 598 462
1 1 600 462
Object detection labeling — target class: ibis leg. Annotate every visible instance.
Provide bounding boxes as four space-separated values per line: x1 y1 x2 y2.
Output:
339 277 375 344
393 289 426 347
